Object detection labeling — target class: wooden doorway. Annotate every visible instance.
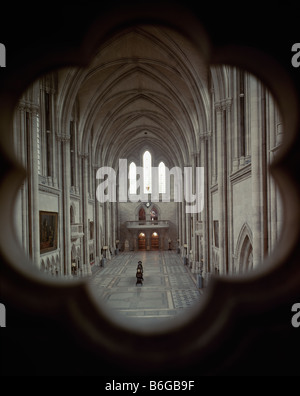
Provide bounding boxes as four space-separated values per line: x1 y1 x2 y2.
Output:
138 232 146 250
151 232 159 250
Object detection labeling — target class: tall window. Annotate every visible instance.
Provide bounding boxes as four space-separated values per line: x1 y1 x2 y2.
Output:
129 162 137 194
37 114 41 175
150 206 158 221
158 161 166 194
139 207 146 221
143 151 152 193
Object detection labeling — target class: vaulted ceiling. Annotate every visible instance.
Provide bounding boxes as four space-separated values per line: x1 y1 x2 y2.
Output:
58 25 211 168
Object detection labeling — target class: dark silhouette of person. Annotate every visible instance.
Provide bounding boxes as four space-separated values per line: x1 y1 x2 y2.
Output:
136 268 143 285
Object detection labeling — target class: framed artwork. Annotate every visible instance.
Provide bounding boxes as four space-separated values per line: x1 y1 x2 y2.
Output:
40 211 58 254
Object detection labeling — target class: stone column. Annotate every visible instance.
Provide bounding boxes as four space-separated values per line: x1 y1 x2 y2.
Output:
210 87 217 184
249 76 263 268
30 105 40 269
160 230 165 251
45 90 53 187
232 69 240 172
50 89 57 188
181 184 186 258
111 202 116 253
105 203 111 260
186 213 191 259
59 133 72 277
191 154 197 273
177 201 182 249
215 102 225 274
56 133 64 276
146 230 151 251
17 104 28 254
276 114 284 240
74 121 79 194
184 163 192 261
133 231 138 251
39 90 46 177
93 164 100 262
82 153 92 276
268 94 277 252
225 99 233 274
200 135 208 279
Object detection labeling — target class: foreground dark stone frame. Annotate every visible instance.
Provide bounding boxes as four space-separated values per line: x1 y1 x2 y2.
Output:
0 1 300 376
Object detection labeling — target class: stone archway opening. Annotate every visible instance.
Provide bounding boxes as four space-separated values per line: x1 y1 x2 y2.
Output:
139 207 146 222
150 207 158 221
138 232 146 250
151 232 159 250
239 235 253 273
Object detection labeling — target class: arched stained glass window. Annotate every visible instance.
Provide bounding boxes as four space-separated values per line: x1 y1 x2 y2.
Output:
159 161 166 194
150 206 158 221
139 207 146 221
143 151 152 193
129 162 137 194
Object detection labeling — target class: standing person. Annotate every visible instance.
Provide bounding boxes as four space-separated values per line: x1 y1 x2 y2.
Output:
136 268 143 286
137 261 143 280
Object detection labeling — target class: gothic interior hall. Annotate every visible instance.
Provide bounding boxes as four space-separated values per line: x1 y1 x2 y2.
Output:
12 24 284 323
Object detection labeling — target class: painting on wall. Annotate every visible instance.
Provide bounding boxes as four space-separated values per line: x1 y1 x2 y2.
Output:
40 211 58 254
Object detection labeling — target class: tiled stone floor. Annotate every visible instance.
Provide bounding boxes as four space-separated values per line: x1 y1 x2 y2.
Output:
89 251 202 326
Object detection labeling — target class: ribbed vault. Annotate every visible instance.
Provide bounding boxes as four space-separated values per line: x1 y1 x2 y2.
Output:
58 25 210 169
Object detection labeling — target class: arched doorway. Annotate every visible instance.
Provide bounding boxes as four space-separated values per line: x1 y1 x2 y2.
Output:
151 232 159 250
239 236 253 272
235 223 254 273
150 207 158 221
139 207 146 221
138 232 146 250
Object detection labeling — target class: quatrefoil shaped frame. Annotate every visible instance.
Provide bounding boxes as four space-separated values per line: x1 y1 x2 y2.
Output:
0 4 299 374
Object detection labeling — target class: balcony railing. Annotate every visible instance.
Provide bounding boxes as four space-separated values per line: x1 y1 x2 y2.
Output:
126 220 169 229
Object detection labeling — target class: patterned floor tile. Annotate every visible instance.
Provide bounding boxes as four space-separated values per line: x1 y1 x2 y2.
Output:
88 251 202 324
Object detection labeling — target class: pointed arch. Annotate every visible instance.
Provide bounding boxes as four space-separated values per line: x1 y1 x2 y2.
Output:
138 232 146 251
138 207 146 221
158 161 166 194
143 150 152 193
151 231 159 250
150 205 159 221
135 203 147 221
235 223 253 273
129 161 137 195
